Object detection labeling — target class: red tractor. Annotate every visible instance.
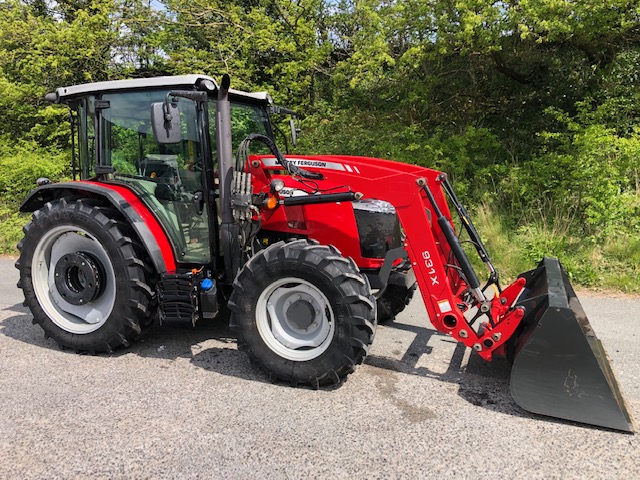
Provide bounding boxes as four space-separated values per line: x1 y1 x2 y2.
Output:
16 74 635 432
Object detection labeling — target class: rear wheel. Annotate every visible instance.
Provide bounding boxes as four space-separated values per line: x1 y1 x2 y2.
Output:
229 239 376 387
16 198 154 352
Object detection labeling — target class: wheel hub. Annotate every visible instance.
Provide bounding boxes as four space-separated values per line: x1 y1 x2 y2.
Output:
285 294 320 332
256 278 335 361
53 252 104 306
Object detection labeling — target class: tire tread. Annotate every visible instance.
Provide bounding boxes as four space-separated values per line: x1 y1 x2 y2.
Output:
230 239 376 387
15 198 155 353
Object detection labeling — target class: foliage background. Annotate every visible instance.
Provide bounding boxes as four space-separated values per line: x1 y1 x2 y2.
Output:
1 0 639 290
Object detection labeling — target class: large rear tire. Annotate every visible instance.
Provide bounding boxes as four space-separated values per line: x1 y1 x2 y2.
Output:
16 198 154 352
229 239 376 387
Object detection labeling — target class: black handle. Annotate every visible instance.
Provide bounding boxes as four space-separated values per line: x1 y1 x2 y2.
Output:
281 192 356 206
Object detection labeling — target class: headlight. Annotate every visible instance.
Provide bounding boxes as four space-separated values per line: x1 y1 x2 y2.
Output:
271 179 285 193
201 79 216 91
352 199 396 214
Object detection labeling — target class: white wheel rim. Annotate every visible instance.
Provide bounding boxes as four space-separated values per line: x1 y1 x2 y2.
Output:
255 277 335 361
31 225 116 334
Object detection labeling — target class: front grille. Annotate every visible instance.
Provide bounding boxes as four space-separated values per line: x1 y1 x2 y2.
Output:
353 201 402 259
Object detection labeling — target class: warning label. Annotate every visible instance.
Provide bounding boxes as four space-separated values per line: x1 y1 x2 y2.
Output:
437 299 453 313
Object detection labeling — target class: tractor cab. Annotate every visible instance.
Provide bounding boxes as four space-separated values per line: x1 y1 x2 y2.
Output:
56 75 291 265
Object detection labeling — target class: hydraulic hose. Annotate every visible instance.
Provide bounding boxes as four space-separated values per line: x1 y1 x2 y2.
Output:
422 183 485 302
239 133 323 180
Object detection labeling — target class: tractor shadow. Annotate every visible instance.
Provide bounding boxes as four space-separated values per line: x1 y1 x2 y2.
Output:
0 304 619 428
1 303 521 401
0 304 278 386
0 303 236 357
0 304 55 350
0 305 526 406
365 326 605 431
126 309 283 386
365 320 531 421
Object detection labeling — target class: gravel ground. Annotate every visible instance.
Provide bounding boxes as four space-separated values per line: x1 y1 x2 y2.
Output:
1 257 638 479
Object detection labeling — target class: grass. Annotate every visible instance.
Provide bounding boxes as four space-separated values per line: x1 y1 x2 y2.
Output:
0 208 28 254
467 202 640 294
598 237 640 292
0 142 69 254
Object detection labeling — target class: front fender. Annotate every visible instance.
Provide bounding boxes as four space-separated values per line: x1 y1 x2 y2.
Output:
21 181 176 273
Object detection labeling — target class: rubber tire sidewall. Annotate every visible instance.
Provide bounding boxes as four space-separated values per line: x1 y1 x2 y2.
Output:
230 240 376 386
18 199 152 352
376 282 417 323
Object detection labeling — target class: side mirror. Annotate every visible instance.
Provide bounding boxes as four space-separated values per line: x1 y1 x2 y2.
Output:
289 116 300 147
151 101 181 144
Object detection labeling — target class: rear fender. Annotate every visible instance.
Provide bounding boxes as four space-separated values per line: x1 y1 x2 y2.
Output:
20 181 176 273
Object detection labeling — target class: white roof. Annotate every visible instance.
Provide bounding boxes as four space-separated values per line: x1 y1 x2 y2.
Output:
50 75 271 104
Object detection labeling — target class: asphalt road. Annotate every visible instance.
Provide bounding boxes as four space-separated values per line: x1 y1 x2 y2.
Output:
1 256 638 479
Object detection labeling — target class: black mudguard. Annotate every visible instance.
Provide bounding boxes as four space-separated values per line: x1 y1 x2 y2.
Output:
510 257 635 432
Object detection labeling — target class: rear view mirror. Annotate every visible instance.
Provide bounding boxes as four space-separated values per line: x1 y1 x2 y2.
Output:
289 117 298 147
151 101 181 144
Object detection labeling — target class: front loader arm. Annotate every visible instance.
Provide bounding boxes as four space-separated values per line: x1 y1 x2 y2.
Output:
256 153 637 432
259 155 527 360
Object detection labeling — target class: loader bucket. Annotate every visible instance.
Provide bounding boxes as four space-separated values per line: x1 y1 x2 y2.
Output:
509 258 635 432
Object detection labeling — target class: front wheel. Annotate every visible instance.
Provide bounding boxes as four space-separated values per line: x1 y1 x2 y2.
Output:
229 240 376 387
376 283 417 323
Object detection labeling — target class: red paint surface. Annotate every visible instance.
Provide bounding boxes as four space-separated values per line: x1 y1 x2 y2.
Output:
79 180 177 273
252 154 528 359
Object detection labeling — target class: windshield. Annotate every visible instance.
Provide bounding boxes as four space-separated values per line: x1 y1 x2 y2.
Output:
80 89 272 264
97 91 272 174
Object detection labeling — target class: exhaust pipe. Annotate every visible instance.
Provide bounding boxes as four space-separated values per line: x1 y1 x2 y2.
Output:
217 74 233 225
217 74 241 282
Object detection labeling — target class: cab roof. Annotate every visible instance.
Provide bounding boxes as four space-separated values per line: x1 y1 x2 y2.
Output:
47 75 272 105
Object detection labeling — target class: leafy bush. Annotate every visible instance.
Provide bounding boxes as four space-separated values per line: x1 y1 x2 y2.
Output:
0 139 69 253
